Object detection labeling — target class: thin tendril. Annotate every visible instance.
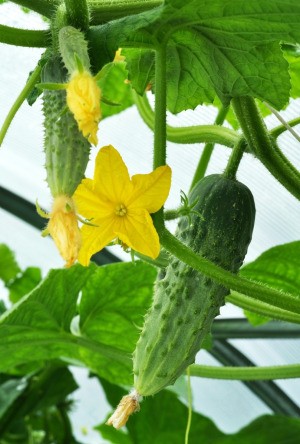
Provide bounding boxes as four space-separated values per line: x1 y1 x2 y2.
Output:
185 367 193 444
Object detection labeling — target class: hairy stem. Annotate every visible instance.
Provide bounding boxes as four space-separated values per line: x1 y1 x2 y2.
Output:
190 105 229 189
9 0 55 18
270 117 300 139
88 0 163 24
0 24 50 47
64 0 89 30
228 291 300 325
134 92 239 148
232 96 300 201
159 228 300 315
0 64 42 146
223 138 246 179
189 363 300 380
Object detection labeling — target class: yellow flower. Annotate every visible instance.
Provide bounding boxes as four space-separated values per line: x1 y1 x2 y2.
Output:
46 195 81 267
74 145 171 265
66 70 101 146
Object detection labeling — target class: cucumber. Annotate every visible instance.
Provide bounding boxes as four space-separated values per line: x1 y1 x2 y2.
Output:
133 174 256 396
42 54 90 197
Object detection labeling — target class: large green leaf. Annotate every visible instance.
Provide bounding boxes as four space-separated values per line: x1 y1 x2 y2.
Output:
0 262 155 385
89 0 300 112
79 261 156 385
8 267 42 304
97 381 300 443
239 241 300 325
0 244 20 285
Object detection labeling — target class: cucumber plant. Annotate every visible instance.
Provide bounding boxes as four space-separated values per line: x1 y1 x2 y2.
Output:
0 0 300 441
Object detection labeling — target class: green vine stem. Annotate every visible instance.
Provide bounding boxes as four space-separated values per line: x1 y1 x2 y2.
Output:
0 64 42 147
212 318 300 339
64 0 89 30
9 0 55 18
228 291 300 325
190 105 229 189
185 366 192 444
232 96 300 201
0 24 50 47
88 0 163 24
270 116 300 139
264 102 300 144
223 137 246 179
134 92 239 148
159 228 300 315
189 363 300 380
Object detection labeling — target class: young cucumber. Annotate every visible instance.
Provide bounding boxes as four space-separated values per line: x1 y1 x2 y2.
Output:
42 54 90 197
133 174 256 396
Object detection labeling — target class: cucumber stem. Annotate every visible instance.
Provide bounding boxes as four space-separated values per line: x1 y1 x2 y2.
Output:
232 96 300 201
0 64 42 147
0 24 50 47
223 137 246 180
88 0 163 24
64 0 90 30
264 102 300 144
189 363 300 380
153 45 167 169
184 367 192 444
190 105 229 189
270 117 300 139
134 92 239 148
159 227 300 316
9 0 55 18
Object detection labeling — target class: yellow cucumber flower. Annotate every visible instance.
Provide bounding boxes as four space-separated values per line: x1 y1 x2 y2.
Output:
45 195 81 267
66 70 101 146
74 145 172 265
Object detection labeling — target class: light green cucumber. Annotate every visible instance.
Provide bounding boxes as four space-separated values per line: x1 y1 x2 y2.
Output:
42 54 90 197
133 174 256 396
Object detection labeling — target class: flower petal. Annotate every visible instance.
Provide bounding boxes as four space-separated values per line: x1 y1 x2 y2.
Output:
78 217 116 266
74 178 113 220
114 209 160 259
127 165 171 213
93 145 133 203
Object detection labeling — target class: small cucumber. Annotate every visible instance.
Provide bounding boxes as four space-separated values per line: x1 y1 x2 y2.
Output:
133 174 256 396
42 54 90 197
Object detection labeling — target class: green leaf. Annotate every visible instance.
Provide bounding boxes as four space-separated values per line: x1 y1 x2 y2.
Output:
79 261 156 385
0 262 156 386
89 0 300 112
98 62 134 119
0 378 27 419
98 381 300 443
8 267 42 304
240 241 300 325
283 44 300 99
0 244 21 285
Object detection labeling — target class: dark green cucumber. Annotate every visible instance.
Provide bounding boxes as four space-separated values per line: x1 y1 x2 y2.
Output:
133 174 256 396
42 55 90 197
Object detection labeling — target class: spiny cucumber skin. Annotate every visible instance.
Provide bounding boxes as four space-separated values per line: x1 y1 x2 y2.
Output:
133 175 256 396
42 55 90 197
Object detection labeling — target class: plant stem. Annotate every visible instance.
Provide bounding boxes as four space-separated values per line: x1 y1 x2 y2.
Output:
134 92 239 148
270 117 300 139
232 96 300 201
184 367 192 444
189 363 300 380
159 228 300 315
208 340 300 416
223 138 246 179
64 0 89 30
264 102 300 144
212 318 300 339
88 0 163 24
228 291 300 325
0 64 42 147
190 105 229 189
0 24 50 47
153 46 167 169
9 0 55 18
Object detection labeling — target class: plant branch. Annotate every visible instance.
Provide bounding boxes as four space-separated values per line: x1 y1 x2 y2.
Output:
208 340 300 416
0 64 42 146
189 363 300 380
64 0 89 30
228 291 300 325
88 0 163 25
223 137 246 179
232 96 300 201
9 0 55 18
190 105 229 189
212 318 300 339
0 24 50 47
134 92 239 148
270 117 300 139
264 102 300 144
159 228 300 315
